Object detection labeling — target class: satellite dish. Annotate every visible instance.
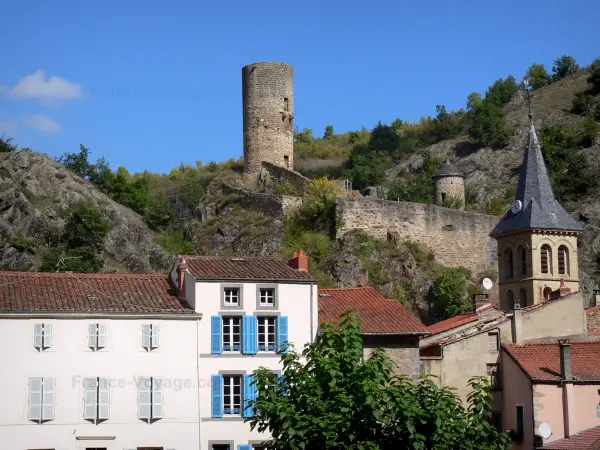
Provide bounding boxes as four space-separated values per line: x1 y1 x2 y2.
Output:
539 423 552 439
482 278 493 291
511 200 523 215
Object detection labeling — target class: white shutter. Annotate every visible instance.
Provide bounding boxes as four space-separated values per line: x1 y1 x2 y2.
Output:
138 377 151 420
83 377 98 420
34 324 43 349
42 377 55 421
97 324 106 349
98 377 110 420
151 324 159 349
152 377 163 419
88 324 97 349
28 377 43 421
142 324 151 350
44 324 52 348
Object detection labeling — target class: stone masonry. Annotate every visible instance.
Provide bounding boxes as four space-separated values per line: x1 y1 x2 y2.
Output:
242 62 294 180
337 198 499 274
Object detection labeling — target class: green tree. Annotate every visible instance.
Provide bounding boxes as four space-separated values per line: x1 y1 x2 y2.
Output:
57 144 93 179
524 63 549 90
144 193 177 231
301 177 345 232
552 55 579 80
589 57 600 94
433 267 471 319
247 311 511 450
466 92 483 112
581 115 599 147
469 102 511 148
323 125 334 139
484 76 519 107
64 201 110 251
0 135 17 152
294 128 314 145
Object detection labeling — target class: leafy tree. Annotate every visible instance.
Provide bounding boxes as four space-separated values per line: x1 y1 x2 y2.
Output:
57 144 93 179
0 135 17 152
466 92 483 112
589 57 600 94
247 311 511 450
552 55 579 80
581 115 599 147
469 102 511 148
484 76 519 107
40 247 104 273
64 201 110 251
387 152 443 204
294 128 314 145
301 177 345 232
323 125 334 139
524 63 549 90
369 122 399 153
144 193 177 231
433 267 472 319
345 148 390 192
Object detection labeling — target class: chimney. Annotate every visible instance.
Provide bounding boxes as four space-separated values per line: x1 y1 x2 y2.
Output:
559 340 572 381
288 249 308 272
177 257 187 299
359 270 369 287
511 300 523 344
559 339 576 437
550 279 572 300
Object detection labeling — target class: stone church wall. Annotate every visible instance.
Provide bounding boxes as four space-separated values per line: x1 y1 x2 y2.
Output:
336 198 499 274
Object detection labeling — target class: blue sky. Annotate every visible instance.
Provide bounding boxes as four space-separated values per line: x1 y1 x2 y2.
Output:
1 0 598 174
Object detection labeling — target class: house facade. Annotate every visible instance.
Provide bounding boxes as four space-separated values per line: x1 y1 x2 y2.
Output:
0 272 203 450
171 251 318 450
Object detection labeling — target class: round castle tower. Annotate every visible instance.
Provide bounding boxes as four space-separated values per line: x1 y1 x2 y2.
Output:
432 160 465 208
242 62 294 180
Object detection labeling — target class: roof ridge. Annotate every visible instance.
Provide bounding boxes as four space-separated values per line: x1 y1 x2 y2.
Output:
0 271 168 278
504 339 600 347
318 286 378 291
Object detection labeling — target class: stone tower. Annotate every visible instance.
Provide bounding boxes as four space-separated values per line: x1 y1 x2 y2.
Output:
242 62 294 181
490 120 584 311
432 160 465 209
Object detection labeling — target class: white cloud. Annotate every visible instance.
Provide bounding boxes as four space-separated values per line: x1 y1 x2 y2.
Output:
11 70 83 100
22 114 61 135
0 117 18 135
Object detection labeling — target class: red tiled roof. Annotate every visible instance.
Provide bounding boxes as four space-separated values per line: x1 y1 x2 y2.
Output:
543 425 600 449
0 271 194 314
503 341 600 382
318 287 429 335
587 305 600 314
588 329 600 336
184 256 314 281
426 312 478 334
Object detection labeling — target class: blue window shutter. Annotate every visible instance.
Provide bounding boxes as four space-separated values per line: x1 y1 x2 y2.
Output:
243 374 251 417
242 316 248 354
211 374 223 418
278 373 288 396
211 316 222 355
238 445 252 450
245 316 257 355
278 316 289 354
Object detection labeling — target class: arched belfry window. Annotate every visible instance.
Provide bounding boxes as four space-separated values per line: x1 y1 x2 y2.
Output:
519 247 527 276
558 246 569 275
504 249 514 279
540 245 552 275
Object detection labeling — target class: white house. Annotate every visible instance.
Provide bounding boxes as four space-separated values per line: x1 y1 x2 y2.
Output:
0 251 317 450
170 250 318 450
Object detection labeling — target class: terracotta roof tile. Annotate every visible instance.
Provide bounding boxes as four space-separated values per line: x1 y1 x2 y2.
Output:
426 312 478 334
318 287 428 334
542 425 600 449
587 305 600 314
184 256 314 281
504 341 600 382
0 271 193 314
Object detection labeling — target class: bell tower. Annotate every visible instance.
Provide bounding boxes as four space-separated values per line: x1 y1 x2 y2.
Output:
490 114 584 311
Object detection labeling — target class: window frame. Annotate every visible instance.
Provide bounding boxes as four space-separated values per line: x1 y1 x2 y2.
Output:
558 245 569 276
222 374 243 416
220 283 244 310
257 316 277 352
540 245 552 275
515 404 524 434
504 248 514 280
222 316 243 352
34 323 52 351
488 332 500 352
256 284 278 310
486 363 500 389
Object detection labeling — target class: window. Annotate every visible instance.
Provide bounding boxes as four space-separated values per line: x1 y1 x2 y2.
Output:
211 446 230 450
504 249 514 279
488 332 499 352
491 412 502 432
222 317 242 352
441 193 447 202
283 97 289 112
34 324 52 350
444 224 453 231
487 363 500 389
28 377 54 423
541 245 552 274
223 288 239 306
284 155 289 169
558 246 569 275
520 247 527 276
138 377 163 421
519 288 527 308
506 290 514 309
211 374 257 418
515 405 524 434
258 317 276 352
84 377 110 423
223 375 242 415
142 324 159 351
88 323 106 351
259 288 275 306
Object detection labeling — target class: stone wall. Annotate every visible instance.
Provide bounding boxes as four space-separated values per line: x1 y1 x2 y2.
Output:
261 161 309 194
219 184 299 219
242 62 294 179
363 335 420 380
337 198 499 274
587 306 600 331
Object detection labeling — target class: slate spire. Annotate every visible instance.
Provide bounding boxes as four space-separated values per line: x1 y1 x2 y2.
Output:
490 119 584 236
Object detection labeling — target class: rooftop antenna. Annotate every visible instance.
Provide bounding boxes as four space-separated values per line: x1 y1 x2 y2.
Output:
521 79 534 121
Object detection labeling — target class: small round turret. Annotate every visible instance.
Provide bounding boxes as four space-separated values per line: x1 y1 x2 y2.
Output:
432 160 465 208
